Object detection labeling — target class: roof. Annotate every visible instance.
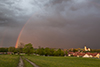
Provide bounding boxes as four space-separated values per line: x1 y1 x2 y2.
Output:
68 52 100 57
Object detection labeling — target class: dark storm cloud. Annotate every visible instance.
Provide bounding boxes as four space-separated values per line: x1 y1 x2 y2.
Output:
0 0 100 49
0 0 30 47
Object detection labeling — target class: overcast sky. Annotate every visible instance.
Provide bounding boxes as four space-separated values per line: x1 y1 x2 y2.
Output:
0 0 100 49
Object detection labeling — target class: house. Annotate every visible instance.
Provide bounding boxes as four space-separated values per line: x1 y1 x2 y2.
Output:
85 53 93 58
77 53 85 57
83 54 90 58
7 52 14 55
68 52 74 56
73 54 78 57
83 53 100 58
0 52 4 55
0 52 7 55
91 53 100 58
68 51 100 58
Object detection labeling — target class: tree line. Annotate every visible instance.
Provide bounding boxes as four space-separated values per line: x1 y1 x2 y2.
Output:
34 47 68 56
0 43 68 56
0 43 33 55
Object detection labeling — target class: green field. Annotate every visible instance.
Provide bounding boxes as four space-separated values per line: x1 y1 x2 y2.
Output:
0 55 100 67
22 57 33 67
24 55 100 67
0 55 19 67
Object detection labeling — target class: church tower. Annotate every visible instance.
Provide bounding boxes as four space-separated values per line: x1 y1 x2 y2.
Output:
84 46 87 51
84 46 90 51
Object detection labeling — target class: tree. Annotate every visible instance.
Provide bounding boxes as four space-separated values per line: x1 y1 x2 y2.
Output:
53 51 58 56
50 48 55 56
36 47 45 55
23 43 34 55
36 47 55 56
8 47 15 55
0 48 8 52
69 48 73 52
44 47 51 56
73 49 78 52
54 49 64 56
65 50 68 56
57 49 64 56
8 47 15 52
17 43 24 55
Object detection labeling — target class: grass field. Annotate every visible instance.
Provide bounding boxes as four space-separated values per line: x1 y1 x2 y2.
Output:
0 55 19 67
24 55 100 67
22 57 34 67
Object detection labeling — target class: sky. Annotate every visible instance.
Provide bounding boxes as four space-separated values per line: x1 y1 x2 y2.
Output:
0 0 100 49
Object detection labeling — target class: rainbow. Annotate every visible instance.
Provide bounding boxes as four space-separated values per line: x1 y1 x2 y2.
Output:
15 24 26 48
15 15 34 48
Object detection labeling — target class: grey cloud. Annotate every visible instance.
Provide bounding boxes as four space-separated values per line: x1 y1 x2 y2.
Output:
0 0 100 48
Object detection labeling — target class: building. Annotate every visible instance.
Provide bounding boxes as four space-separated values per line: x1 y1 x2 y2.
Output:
84 46 90 51
83 54 90 58
68 52 100 58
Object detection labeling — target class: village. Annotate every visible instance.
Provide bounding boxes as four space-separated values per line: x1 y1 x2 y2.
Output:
67 46 100 58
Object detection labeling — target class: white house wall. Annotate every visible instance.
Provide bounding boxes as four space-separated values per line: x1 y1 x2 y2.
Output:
83 54 90 58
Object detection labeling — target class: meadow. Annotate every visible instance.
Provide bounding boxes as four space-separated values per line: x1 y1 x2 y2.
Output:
0 55 100 67
0 55 19 67
22 57 34 67
24 55 100 67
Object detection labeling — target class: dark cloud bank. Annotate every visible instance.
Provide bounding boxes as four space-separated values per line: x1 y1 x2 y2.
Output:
0 0 100 49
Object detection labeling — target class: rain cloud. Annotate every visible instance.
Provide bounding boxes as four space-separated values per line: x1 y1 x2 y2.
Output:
0 0 100 49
